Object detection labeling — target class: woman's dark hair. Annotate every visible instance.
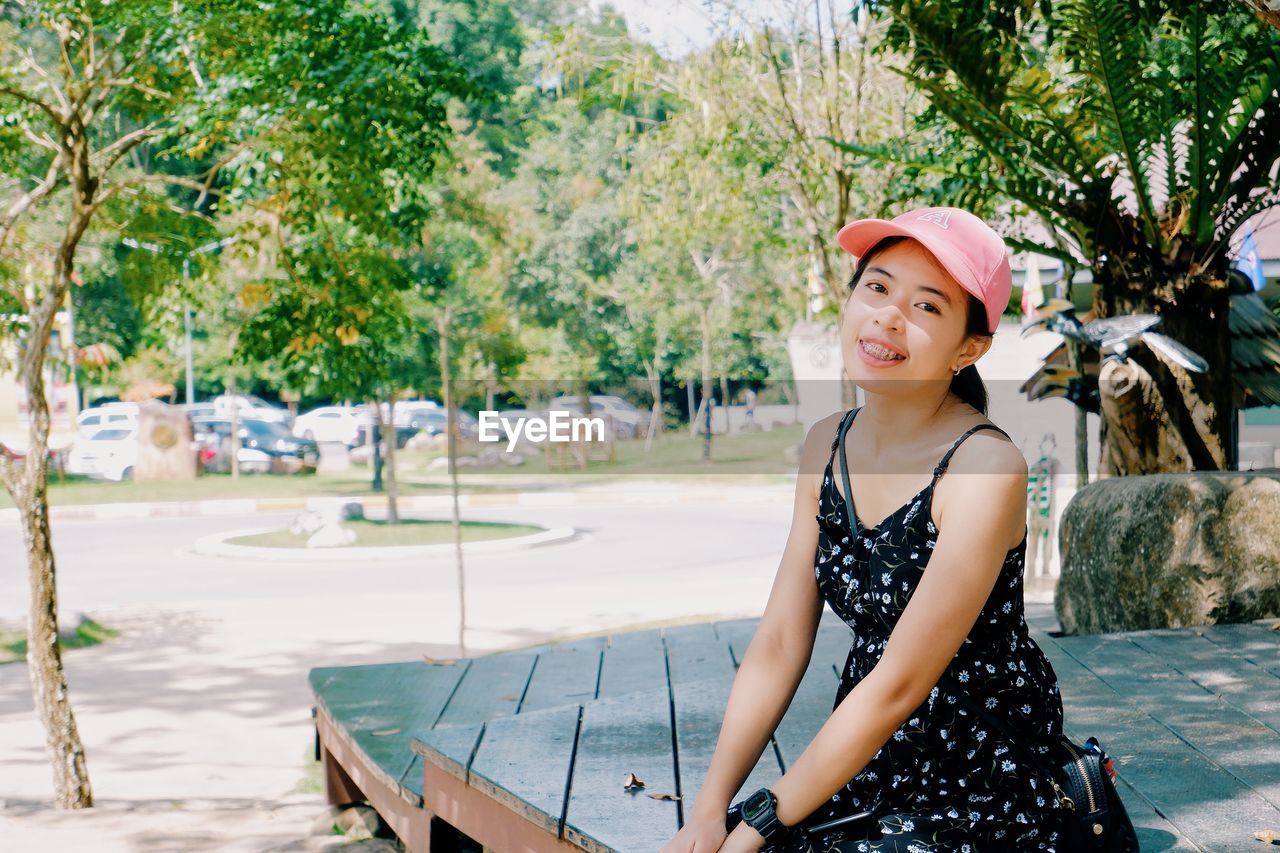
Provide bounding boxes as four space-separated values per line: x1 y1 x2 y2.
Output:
846 236 991 415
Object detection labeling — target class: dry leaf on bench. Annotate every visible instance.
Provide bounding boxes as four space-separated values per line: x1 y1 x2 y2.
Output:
648 792 681 801
371 728 401 737
623 772 645 790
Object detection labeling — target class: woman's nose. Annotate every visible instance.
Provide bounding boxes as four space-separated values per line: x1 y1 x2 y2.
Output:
872 303 906 331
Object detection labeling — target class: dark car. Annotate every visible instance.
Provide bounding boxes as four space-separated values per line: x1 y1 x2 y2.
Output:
405 409 479 440
351 423 419 450
193 417 318 474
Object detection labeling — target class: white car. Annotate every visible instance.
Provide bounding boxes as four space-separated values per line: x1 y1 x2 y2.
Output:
212 394 289 424
67 426 138 481
548 395 645 438
292 406 364 444
76 403 138 437
392 399 440 427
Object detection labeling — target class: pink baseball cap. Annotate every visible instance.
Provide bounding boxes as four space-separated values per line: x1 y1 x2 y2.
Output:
836 206 1013 334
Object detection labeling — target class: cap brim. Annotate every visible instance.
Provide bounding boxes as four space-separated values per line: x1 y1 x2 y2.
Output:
836 219 912 259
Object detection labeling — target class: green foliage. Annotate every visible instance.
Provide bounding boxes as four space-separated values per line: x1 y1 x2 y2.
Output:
852 0 1280 282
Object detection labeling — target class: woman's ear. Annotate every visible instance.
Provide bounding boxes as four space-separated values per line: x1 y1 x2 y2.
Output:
954 334 993 372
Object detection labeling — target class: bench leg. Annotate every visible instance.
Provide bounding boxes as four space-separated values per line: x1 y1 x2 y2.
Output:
322 742 366 805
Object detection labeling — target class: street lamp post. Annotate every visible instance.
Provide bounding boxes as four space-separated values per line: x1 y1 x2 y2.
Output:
123 235 236 405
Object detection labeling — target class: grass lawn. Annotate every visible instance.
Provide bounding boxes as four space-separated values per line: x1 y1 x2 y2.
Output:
1 617 118 665
396 422 805 478
0 424 801 509
225 518 543 548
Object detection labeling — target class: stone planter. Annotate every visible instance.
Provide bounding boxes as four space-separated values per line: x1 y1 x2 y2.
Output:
1056 470 1280 633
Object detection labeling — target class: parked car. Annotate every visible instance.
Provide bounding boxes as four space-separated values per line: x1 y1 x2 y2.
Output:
548 395 644 438
402 408 479 440
211 394 290 424
391 399 440 427
76 403 138 437
181 402 218 421
67 426 138 481
193 417 317 474
293 405 365 445
353 421 422 450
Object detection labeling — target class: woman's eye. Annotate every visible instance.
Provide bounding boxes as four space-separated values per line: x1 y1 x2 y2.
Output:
917 303 940 314
867 282 887 293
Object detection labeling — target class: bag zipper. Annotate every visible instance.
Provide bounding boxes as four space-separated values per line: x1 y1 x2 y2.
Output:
1061 735 1099 814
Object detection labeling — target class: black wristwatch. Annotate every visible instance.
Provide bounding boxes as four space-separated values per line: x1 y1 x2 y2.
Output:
738 786 794 842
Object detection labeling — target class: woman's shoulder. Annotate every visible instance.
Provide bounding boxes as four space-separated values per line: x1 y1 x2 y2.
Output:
947 423 1026 477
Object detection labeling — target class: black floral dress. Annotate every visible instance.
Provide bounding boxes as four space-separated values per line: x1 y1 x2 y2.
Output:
773 407 1067 852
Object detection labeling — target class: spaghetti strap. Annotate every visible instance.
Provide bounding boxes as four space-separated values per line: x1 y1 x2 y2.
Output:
929 423 1013 487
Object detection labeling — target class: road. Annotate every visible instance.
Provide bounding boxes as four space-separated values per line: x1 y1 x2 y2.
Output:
0 492 796 850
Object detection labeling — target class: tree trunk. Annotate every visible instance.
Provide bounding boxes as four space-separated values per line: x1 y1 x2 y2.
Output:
228 374 241 480
4 304 94 809
436 311 466 656
381 398 399 524
1095 282 1232 476
700 302 713 460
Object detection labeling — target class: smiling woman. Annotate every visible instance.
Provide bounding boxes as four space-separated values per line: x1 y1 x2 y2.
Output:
661 207 1069 853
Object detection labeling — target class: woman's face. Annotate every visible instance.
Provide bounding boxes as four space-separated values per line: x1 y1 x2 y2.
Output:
841 239 986 395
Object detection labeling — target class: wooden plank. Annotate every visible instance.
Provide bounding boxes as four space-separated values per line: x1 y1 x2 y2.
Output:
712 618 758 661
350 663 469 806
1040 632 1256 849
665 624 780 812
315 704 433 853
563 685 679 853
467 704 583 839
310 661 465 803
436 651 538 726
521 641 605 712
411 720 486 784
422 759 584 853
772 644 844 771
1054 631 1280 838
596 628 667 700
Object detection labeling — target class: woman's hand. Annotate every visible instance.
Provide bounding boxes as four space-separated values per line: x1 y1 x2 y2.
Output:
658 814 729 853
716 822 769 853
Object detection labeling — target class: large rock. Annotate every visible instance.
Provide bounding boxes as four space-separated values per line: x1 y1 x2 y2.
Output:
136 400 196 481
1056 471 1280 633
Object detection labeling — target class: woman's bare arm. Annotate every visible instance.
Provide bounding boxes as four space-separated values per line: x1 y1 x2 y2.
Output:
687 412 842 822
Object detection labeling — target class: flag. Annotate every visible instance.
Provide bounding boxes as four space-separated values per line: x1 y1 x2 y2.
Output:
1021 252 1044 320
1237 224 1267 292
1051 256 1067 300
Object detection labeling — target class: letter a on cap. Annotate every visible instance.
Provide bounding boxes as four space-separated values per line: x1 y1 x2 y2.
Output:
917 210 952 229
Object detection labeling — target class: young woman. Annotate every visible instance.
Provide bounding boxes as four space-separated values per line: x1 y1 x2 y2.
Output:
660 206 1067 852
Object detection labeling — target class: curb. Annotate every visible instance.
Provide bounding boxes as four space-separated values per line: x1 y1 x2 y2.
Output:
189 524 580 562
0 486 794 523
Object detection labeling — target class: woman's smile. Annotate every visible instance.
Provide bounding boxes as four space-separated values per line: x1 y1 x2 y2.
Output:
858 337 908 367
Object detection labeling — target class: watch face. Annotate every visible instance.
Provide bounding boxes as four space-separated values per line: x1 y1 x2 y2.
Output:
742 789 772 821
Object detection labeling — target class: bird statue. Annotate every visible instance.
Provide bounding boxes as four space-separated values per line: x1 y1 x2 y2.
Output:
1025 363 1100 414
1020 298 1210 373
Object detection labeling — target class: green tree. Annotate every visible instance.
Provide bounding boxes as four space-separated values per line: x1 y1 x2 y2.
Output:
0 0 467 807
843 0 1280 475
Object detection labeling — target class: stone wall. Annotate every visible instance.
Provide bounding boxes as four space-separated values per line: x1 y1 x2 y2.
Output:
1056 471 1280 633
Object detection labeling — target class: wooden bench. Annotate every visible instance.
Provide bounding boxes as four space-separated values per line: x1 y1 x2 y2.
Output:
309 607 1280 851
